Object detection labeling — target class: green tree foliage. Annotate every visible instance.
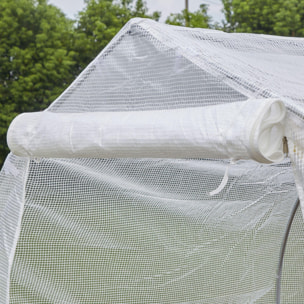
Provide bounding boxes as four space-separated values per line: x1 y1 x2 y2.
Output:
165 4 211 28
274 0 304 36
222 0 304 36
0 0 77 165
74 0 161 70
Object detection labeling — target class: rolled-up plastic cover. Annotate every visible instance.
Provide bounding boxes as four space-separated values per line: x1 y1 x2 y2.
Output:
7 98 286 163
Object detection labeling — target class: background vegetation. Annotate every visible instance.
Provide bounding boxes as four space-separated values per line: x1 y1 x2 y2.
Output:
1 0 303 166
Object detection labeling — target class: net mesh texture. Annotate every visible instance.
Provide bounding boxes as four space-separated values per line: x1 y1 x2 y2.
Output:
1 18 304 303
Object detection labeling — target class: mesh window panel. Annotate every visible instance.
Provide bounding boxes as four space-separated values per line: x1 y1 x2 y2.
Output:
280 205 304 303
9 158 298 303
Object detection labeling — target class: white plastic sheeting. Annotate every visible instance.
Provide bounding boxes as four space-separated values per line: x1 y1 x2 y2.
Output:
1 18 304 304
7 99 286 163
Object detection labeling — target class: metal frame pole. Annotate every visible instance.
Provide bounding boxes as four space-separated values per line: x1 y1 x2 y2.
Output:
185 0 189 27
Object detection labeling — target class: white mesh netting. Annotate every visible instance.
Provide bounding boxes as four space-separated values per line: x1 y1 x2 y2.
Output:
1 18 304 303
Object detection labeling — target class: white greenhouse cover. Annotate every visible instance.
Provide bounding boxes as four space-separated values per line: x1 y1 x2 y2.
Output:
8 98 285 163
1 18 304 304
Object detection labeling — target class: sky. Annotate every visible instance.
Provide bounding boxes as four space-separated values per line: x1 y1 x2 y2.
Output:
48 0 224 23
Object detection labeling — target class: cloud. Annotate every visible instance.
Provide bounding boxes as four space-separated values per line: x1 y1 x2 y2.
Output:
49 0 85 18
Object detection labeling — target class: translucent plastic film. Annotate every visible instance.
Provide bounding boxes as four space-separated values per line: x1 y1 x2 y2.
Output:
7 98 285 163
2 17 304 304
